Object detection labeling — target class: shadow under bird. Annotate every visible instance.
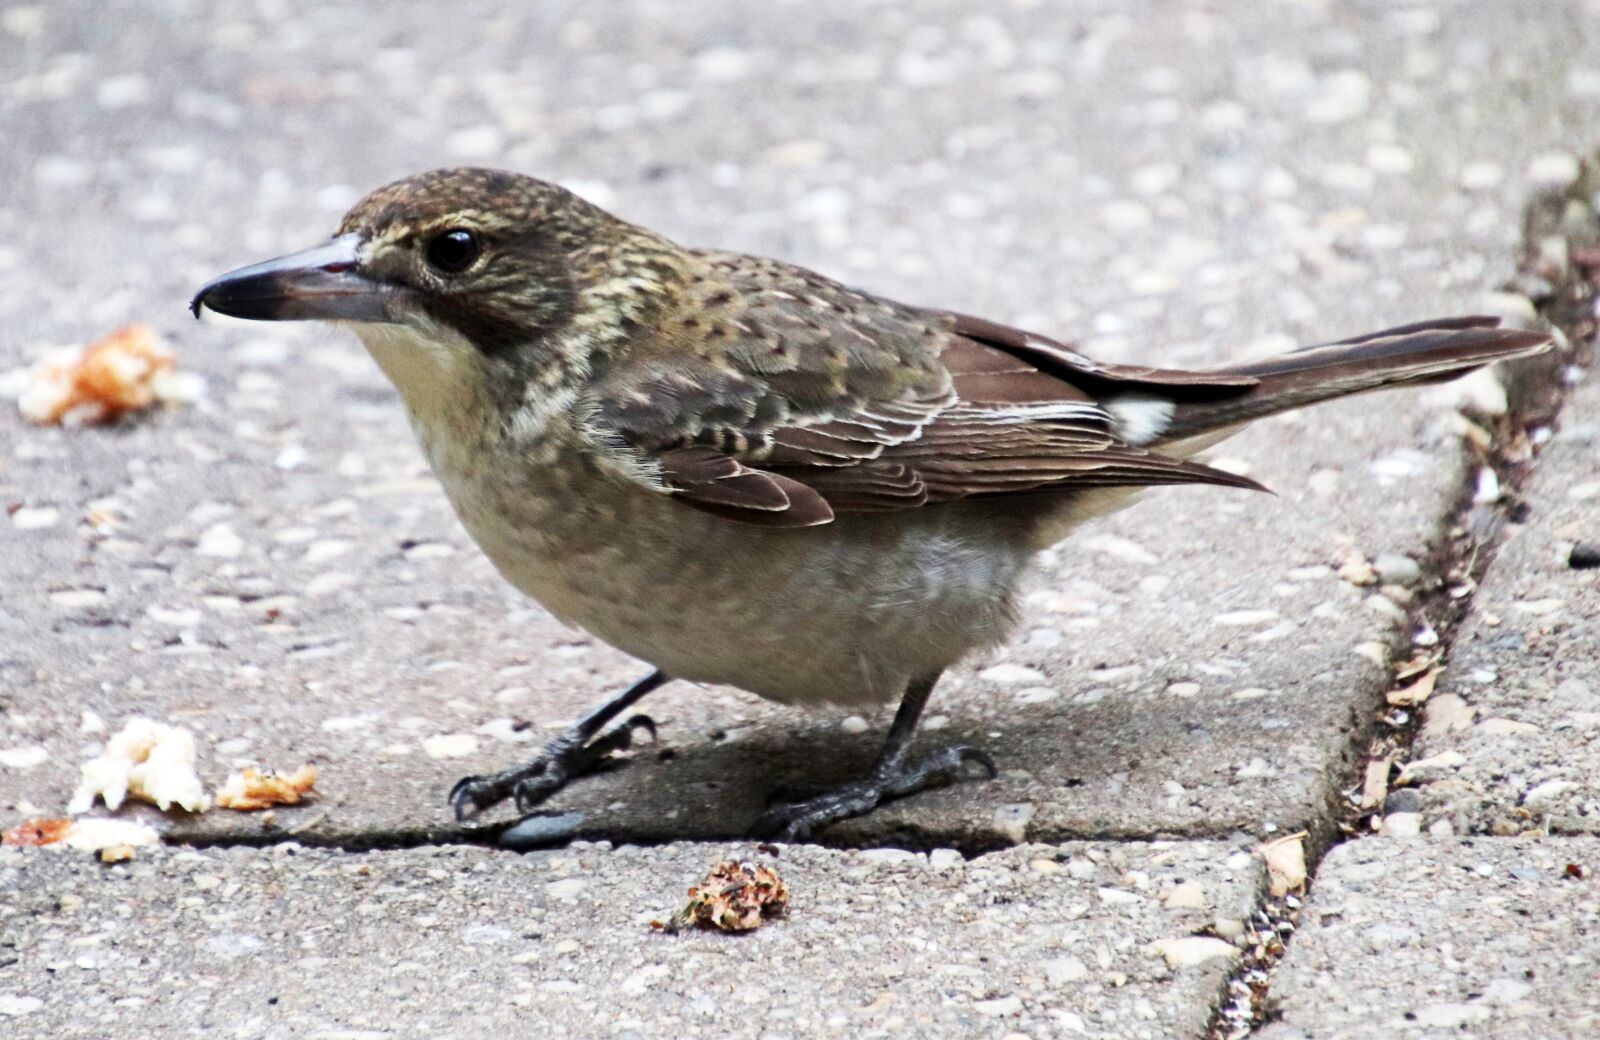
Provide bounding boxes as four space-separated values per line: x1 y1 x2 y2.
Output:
192 167 1551 839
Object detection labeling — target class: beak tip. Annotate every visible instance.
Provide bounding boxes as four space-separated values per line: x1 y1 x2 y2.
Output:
187 234 388 325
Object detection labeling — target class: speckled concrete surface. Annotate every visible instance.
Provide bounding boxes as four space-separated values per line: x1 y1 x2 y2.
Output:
1409 373 1600 838
0 840 1262 1039
3 0 1595 852
1258 837 1600 1040
3 1 1600 1036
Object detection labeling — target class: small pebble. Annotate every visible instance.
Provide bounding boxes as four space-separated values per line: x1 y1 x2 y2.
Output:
1215 609 1279 627
1383 789 1420 815
1569 543 1600 570
1523 779 1576 805
545 877 588 899
1148 936 1237 968
1380 812 1422 838
979 663 1046 684
1213 917 1246 939
1526 150 1581 187
10 506 58 530
992 803 1035 843
196 523 243 558
1161 880 1208 909
1421 694 1476 737
421 733 478 759
1478 717 1540 736
0 995 44 1017
0 746 49 770
50 589 106 610
973 995 1023 1017
1043 956 1088 985
500 812 584 850
1372 553 1422 586
1413 1003 1490 1029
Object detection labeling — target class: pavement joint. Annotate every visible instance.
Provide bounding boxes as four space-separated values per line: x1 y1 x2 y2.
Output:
1207 158 1600 1040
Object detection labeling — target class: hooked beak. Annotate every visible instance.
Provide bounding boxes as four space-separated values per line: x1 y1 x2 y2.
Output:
190 234 399 323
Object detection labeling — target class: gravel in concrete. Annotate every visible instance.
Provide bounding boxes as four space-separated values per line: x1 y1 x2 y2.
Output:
0 839 1260 1039
1258 836 1600 1040
1411 372 1600 837
1 2 1596 852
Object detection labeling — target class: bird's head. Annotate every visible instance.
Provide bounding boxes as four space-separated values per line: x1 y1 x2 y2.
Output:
195 168 694 432
192 168 622 347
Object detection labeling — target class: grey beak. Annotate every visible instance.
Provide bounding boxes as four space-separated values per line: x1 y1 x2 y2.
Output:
190 233 399 323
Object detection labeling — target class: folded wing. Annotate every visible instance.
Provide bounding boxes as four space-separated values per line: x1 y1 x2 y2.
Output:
586 261 1265 527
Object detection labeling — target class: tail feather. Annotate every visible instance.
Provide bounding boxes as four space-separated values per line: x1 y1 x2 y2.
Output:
1156 317 1551 447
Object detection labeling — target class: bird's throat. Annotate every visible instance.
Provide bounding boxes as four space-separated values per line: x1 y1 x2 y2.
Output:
348 321 503 454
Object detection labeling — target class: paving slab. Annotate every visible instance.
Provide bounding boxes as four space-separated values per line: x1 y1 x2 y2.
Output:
1257 836 1600 1040
3 0 1597 849
0 839 1261 1039
1411 372 1600 837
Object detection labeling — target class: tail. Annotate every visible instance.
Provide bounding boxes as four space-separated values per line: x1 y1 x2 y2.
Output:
1154 316 1552 449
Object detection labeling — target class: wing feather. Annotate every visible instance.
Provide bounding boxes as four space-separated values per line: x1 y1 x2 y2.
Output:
589 259 1266 525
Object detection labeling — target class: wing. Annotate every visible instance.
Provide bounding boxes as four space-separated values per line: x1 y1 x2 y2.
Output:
586 253 1265 526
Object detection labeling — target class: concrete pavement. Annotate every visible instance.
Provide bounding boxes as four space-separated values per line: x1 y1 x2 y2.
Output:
2 0 1598 1036
1 841 1263 1039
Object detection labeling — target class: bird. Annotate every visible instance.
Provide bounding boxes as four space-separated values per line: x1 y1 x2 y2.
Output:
191 167 1551 839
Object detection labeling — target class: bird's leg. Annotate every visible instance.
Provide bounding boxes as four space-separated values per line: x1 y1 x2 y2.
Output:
449 670 670 821
750 672 997 841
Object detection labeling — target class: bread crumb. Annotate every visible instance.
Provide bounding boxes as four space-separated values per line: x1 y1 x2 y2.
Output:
2 818 72 846
215 763 318 810
14 324 202 426
68 718 212 814
652 859 791 933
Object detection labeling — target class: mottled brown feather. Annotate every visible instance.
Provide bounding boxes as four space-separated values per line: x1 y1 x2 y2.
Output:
594 256 1266 524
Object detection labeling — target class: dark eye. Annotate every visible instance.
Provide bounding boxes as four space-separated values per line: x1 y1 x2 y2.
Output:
425 228 481 273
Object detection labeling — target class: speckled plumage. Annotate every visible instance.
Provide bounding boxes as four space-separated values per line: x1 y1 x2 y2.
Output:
195 167 1551 831
315 167 1551 705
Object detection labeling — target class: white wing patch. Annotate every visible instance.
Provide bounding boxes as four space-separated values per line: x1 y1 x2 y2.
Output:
1105 393 1175 445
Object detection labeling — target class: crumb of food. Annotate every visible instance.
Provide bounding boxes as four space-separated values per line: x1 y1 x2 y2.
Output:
14 323 202 426
63 817 161 852
2 818 73 846
3 816 161 853
68 718 212 814
215 763 318 810
652 859 791 933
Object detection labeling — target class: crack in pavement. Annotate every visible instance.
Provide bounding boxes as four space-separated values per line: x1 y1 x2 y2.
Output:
159 167 1600 879
1208 158 1600 1040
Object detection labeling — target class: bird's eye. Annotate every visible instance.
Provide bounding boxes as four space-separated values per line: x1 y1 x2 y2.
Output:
425 228 481 274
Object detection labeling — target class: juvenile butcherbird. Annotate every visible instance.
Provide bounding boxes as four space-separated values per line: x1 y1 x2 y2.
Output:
193 167 1550 839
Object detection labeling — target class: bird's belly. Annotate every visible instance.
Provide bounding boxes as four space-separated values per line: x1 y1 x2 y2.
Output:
438 468 1030 707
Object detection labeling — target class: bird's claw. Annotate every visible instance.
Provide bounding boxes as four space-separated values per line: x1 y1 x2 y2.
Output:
448 713 658 823
448 773 502 822
750 744 997 841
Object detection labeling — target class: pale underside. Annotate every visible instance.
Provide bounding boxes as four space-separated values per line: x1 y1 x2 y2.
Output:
350 311 1229 706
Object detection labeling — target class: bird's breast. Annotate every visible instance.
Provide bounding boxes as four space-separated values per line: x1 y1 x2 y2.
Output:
424 445 1032 706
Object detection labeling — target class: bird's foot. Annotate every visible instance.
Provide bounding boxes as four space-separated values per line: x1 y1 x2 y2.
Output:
750 745 996 841
448 714 656 821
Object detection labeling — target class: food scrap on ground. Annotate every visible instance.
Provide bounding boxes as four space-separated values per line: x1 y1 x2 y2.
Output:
2 816 161 858
12 323 201 426
215 763 319 810
2 818 73 847
653 859 791 933
68 717 212 814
